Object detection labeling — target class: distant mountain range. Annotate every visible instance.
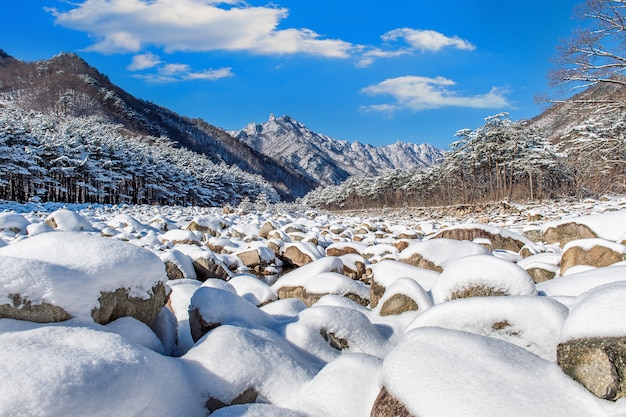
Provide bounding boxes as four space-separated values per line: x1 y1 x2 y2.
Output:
0 50 444 200
230 114 445 186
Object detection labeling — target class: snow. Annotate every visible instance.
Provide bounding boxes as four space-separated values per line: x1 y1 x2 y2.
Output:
430 254 536 304
302 271 370 300
0 212 29 233
0 200 625 416
382 327 610 417
290 353 382 417
398 238 490 269
183 325 316 407
45 209 94 232
159 249 197 280
405 296 568 360
560 282 626 342
271 257 343 291
0 324 206 417
228 274 278 306
369 259 440 290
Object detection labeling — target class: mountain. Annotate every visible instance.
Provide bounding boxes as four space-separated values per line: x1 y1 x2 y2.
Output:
230 114 445 186
0 50 316 200
530 76 626 142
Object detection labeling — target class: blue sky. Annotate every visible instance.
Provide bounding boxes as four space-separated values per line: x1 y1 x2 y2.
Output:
2 0 581 148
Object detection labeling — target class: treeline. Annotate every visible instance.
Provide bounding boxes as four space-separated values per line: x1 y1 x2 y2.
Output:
0 104 279 206
304 113 624 210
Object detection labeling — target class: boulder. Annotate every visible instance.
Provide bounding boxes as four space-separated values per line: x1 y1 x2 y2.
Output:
370 387 413 417
399 238 489 273
543 222 598 246
430 254 536 304
91 282 168 326
282 242 323 267
430 223 532 252
44 209 93 232
0 233 168 326
557 281 626 400
557 337 626 401
560 239 626 275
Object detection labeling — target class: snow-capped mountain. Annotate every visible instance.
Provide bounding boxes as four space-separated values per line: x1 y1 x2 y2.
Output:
231 114 445 186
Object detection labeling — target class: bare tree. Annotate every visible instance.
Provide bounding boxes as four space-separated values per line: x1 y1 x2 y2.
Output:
551 0 626 95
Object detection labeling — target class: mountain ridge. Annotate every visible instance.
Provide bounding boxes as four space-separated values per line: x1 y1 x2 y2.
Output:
231 113 445 186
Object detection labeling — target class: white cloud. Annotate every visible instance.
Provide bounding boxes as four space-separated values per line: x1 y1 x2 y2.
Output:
127 53 161 71
46 0 355 58
382 28 475 52
127 53 233 82
361 76 510 112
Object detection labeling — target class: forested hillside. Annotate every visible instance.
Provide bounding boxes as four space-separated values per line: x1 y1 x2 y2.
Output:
0 104 278 206
304 113 582 209
0 50 316 200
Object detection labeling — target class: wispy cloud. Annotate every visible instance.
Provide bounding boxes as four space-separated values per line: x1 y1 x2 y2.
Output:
127 53 161 71
46 0 355 58
361 76 511 112
358 28 475 67
382 28 475 52
127 53 233 82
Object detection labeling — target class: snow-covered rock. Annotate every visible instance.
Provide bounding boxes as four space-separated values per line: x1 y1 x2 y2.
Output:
558 282 626 401
0 324 206 416
430 254 536 304
0 232 167 325
373 327 610 417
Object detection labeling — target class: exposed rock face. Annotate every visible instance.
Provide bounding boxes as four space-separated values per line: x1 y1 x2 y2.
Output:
560 241 626 275
379 294 419 316
206 388 258 414
276 285 368 308
370 279 387 309
449 286 509 301
526 267 557 283
543 222 597 246
165 262 185 280
0 294 71 323
558 337 626 401
282 245 313 267
370 387 413 417
192 256 231 281
236 249 263 268
189 307 220 343
398 253 443 272
91 282 168 326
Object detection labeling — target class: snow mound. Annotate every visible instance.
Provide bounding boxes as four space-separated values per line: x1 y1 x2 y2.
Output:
369 260 440 291
228 274 278 306
0 325 204 417
542 211 626 242
303 271 370 300
272 257 343 291
0 212 29 233
280 305 391 363
560 281 626 342
291 353 383 417
381 327 610 417
399 238 490 270
0 232 167 320
430 254 536 304
183 325 316 407
406 296 568 360
45 209 93 231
